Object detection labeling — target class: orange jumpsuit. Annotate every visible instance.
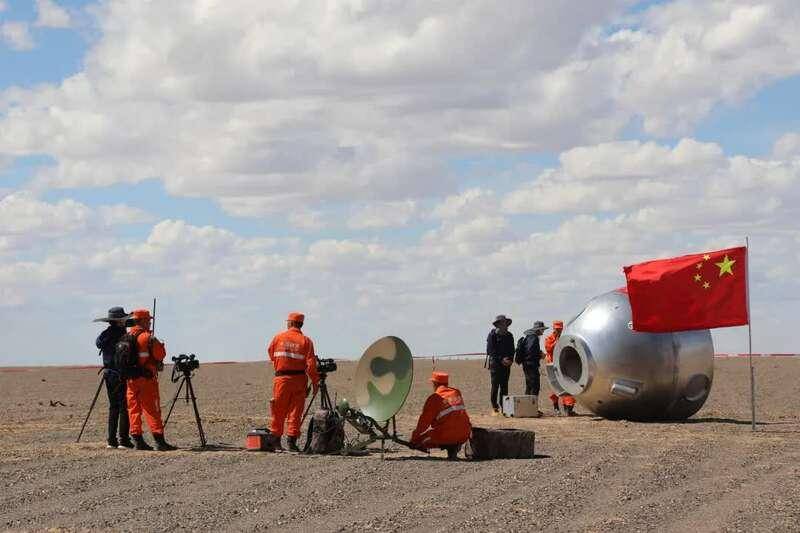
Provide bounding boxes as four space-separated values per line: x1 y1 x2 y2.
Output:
126 327 166 436
545 330 575 408
268 327 319 438
411 386 472 449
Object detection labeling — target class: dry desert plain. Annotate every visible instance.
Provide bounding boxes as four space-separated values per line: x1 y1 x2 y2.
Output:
1 357 799 532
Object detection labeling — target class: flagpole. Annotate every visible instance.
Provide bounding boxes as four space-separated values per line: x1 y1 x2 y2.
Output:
746 236 755 432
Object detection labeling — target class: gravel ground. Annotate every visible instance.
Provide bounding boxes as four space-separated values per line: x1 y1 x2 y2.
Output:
1 358 798 532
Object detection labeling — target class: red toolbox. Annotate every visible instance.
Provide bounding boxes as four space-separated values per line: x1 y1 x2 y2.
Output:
246 428 273 451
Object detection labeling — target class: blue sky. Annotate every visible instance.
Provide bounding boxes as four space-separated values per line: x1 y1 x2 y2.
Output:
1 0 799 365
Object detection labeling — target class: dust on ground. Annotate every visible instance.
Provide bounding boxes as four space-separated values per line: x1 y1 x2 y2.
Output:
1 358 798 532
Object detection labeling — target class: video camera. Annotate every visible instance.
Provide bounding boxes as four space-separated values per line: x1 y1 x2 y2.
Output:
172 353 200 381
317 357 337 374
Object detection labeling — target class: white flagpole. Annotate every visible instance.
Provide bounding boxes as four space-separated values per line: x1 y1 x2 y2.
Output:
746 236 755 431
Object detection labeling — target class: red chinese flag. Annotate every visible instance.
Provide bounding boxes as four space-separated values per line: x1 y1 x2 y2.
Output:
623 246 748 332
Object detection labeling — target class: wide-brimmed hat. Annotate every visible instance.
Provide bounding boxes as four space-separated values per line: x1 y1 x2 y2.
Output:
492 314 512 327
531 320 549 332
93 306 130 323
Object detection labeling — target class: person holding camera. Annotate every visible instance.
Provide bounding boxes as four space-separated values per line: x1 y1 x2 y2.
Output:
94 306 134 449
126 308 176 451
486 314 514 415
267 312 320 452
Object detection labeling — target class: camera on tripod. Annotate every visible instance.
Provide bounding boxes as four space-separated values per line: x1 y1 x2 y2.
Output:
316 357 337 374
165 353 206 448
172 353 200 375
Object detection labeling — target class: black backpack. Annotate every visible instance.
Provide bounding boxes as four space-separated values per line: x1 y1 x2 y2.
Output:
113 331 144 378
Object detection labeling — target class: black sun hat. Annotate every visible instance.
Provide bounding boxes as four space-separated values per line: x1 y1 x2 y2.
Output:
492 314 512 327
93 306 130 323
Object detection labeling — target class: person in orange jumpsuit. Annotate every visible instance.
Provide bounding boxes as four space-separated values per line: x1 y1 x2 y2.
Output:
126 309 176 451
545 320 576 416
411 372 472 460
267 312 319 452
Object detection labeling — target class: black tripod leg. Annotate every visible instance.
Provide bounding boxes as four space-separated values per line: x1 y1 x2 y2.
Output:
76 375 105 443
300 387 319 426
163 377 185 427
185 378 207 448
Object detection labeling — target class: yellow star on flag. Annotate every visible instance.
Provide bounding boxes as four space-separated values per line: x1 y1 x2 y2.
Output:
696 263 702 270
715 255 735 277
694 274 702 282
703 254 710 261
703 281 710 289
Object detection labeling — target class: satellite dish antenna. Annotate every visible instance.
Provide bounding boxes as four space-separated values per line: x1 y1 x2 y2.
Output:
354 336 414 422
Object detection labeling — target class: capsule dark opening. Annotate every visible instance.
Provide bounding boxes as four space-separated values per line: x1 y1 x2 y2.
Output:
559 346 583 384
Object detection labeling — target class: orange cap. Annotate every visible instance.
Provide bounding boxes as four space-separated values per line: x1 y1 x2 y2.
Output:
430 371 449 386
553 320 564 330
287 312 305 323
131 309 151 320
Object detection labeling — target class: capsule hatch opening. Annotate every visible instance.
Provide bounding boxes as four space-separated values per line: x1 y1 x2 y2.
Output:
559 346 583 386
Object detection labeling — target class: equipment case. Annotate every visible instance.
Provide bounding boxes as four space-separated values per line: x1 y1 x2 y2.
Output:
502 395 540 417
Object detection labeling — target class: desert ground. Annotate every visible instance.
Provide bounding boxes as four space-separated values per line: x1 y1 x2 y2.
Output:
1 357 798 532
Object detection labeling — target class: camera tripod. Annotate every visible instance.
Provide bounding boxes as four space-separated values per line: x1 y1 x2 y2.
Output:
76 367 106 443
164 366 207 448
300 371 333 425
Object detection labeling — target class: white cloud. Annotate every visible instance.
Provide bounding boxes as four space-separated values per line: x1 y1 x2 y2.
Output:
431 188 496 220
0 192 154 256
1 21 34 51
773 132 800 160
503 138 800 232
348 200 417 229
2 0 799 216
35 0 71 28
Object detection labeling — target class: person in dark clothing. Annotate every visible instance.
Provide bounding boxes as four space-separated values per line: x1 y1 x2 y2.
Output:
486 314 514 415
515 321 548 400
94 307 133 449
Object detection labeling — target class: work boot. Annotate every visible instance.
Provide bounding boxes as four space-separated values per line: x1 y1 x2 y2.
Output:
286 436 300 453
268 434 283 452
445 445 460 461
118 437 134 449
153 433 177 451
132 434 153 451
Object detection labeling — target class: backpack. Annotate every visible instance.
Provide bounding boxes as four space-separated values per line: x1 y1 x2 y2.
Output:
113 331 144 378
304 409 344 454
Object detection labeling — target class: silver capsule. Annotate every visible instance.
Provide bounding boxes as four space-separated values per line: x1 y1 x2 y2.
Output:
546 290 714 420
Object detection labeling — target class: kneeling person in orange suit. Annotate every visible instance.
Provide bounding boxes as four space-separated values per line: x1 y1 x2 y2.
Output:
126 309 176 451
411 372 472 460
545 320 576 416
268 312 319 452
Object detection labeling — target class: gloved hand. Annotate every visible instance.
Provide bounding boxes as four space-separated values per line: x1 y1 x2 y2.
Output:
156 361 164 373
502 357 513 367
